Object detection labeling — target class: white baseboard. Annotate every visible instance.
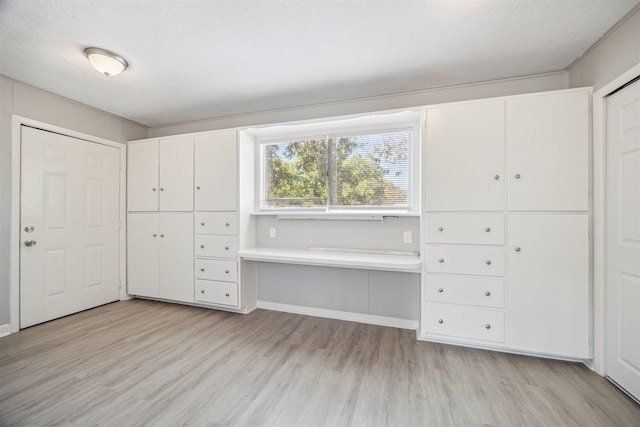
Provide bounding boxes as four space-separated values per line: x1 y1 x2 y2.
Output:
257 300 418 330
0 324 11 338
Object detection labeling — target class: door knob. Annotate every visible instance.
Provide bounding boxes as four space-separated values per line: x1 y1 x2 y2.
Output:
24 240 37 247
24 225 35 233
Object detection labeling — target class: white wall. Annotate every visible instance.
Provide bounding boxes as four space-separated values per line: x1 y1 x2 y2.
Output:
568 6 640 90
0 76 147 327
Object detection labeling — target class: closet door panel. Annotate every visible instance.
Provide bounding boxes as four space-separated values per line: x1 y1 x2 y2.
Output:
425 100 505 211
159 213 194 303
507 91 589 211
127 213 160 297
128 140 159 212
159 136 194 211
194 130 238 211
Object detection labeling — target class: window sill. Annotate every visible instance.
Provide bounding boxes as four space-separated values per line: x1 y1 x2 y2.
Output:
250 211 420 221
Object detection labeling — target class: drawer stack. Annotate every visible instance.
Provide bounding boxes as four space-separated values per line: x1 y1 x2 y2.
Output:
194 212 239 307
423 213 506 344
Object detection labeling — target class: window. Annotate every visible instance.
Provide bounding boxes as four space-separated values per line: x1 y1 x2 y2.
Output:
260 127 414 211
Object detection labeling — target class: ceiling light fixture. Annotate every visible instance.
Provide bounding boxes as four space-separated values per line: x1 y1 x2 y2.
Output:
84 47 128 77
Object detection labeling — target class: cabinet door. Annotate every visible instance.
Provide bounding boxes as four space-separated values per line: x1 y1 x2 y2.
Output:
507 90 589 211
425 100 505 211
128 140 159 211
127 213 160 297
159 213 194 303
194 130 238 211
507 214 589 357
159 136 194 211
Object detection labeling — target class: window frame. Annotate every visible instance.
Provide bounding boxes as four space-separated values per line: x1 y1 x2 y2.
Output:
256 114 421 214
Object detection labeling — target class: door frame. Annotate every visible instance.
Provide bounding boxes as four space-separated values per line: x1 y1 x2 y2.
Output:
591 62 640 375
9 116 128 333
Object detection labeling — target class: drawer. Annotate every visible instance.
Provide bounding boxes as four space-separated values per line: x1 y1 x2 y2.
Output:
425 302 504 342
425 275 504 308
195 235 238 258
195 259 237 282
425 245 504 276
425 213 504 244
195 212 237 235
195 280 238 307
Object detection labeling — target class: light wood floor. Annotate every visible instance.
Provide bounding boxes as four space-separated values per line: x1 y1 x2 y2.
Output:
0 300 638 426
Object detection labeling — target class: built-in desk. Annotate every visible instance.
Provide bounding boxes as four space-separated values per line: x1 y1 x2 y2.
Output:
238 247 422 273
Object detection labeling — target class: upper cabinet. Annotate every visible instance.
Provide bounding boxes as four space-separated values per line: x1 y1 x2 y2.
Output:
425 100 505 211
128 136 194 212
507 91 589 211
194 130 238 211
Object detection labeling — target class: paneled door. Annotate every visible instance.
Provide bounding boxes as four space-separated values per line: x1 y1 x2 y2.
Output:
20 126 121 328
606 78 640 401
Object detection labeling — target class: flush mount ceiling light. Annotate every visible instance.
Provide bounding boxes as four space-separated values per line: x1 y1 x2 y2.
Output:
84 47 128 77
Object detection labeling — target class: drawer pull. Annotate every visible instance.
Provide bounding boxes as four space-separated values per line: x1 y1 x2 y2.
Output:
438 258 444 263
485 260 492 265
225 293 230 297
200 290 205 294
493 175 500 180
485 291 491 296
225 222 230 227
152 188 157 191
438 288 444 293
225 246 230 250
514 173 521 179
225 269 230 274
153 234 157 237
200 268 205 272
200 245 205 249
201 222 205 226
515 247 521 252
485 324 491 329
160 234 164 238
485 227 491 232
196 186 201 190
438 226 444 231
438 319 444 324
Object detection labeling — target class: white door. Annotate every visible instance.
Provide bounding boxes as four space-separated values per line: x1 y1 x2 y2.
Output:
159 136 194 211
606 78 640 400
507 90 589 211
127 140 159 212
194 130 238 211
127 213 160 298
20 126 121 328
507 214 590 358
424 100 505 211
159 213 194 303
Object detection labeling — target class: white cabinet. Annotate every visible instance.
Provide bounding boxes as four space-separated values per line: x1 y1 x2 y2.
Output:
507 91 589 211
127 136 194 212
425 100 505 211
194 130 237 211
127 213 194 303
507 214 590 357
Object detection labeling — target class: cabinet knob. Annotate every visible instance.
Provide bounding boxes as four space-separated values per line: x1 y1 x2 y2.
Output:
485 227 491 232
200 290 205 294
438 226 444 232
153 234 157 237
200 268 205 272
485 324 491 329
225 269 230 274
225 246 229 250
225 293 230 297
493 175 500 180
160 234 164 238
514 173 521 179
196 186 201 190
485 260 491 265
515 247 521 252
438 288 444 293
160 188 164 191
201 222 205 226
438 319 444 324
438 258 444 263
200 245 205 249
152 188 157 192
225 223 230 227
485 291 491 297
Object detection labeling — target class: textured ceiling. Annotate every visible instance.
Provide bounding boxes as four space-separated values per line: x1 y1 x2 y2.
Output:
0 0 638 127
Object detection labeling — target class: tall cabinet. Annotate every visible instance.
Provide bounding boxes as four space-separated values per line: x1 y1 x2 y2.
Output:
127 130 256 313
421 88 591 359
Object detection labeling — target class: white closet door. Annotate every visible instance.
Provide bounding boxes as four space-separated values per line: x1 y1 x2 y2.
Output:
194 130 238 211
127 213 160 298
606 78 640 400
159 213 194 303
20 126 120 328
507 91 589 211
128 140 159 212
159 136 194 211
425 100 505 211
507 214 589 358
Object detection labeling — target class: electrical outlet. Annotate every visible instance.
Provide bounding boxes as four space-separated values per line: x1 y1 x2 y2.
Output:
403 230 412 244
269 227 276 238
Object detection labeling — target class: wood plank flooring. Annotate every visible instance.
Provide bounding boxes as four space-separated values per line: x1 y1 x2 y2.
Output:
0 299 638 426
